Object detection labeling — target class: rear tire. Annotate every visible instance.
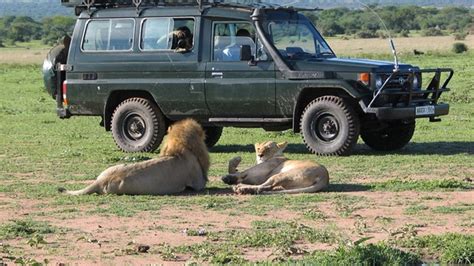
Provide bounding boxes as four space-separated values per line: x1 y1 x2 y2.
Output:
111 97 166 153
300 96 360 156
203 126 223 148
361 120 415 151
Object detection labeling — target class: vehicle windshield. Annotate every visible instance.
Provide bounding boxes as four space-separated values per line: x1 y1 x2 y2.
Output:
264 17 335 60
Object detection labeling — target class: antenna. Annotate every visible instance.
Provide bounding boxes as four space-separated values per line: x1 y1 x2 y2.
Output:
356 1 400 72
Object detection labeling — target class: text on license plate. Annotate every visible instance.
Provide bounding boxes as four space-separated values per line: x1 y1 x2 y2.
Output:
416 105 435 116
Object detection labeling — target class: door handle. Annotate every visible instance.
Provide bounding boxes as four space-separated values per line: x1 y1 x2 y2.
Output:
211 72 223 78
83 73 97 80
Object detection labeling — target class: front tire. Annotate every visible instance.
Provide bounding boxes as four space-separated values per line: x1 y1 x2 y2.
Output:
111 97 166 152
203 126 223 148
300 96 360 156
361 120 415 151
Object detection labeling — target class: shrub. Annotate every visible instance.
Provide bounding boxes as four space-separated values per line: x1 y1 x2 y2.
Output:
398 29 410 37
452 42 468 54
422 27 445 36
469 24 474 35
453 32 467 40
355 30 377 39
376 30 389 39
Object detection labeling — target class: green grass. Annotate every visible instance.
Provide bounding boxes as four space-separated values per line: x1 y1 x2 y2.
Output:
396 233 474 264
1 40 51 49
405 204 429 215
0 219 56 239
304 243 421 265
0 50 473 264
157 220 338 263
432 203 474 214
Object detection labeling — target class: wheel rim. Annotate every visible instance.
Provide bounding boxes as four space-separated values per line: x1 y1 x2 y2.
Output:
123 113 146 141
314 113 340 141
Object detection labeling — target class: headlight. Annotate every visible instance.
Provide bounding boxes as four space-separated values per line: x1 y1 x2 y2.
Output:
375 75 384 89
412 73 421 90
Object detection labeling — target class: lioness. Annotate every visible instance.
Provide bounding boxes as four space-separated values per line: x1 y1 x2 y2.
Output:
59 118 209 195
221 141 329 194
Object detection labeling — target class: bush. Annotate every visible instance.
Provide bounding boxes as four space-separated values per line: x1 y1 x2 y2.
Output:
398 29 410 37
452 43 468 54
376 30 389 39
422 27 445 37
453 32 467 40
355 30 377 39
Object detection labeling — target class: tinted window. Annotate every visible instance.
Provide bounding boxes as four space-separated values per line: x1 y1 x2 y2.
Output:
82 19 134 51
141 18 194 51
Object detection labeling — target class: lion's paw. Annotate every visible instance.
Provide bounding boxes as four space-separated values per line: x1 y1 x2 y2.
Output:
228 156 242 174
233 185 258 195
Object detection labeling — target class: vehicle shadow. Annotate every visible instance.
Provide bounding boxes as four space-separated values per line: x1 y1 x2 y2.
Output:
352 141 474 156
178 187 233 196
210 143 308 154
211 141 473 156
324 183 372 192
180 184 371 196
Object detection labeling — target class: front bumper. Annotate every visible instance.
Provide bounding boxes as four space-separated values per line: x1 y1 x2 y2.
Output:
57 107 71 119
366 103 449 120
363 68 453 121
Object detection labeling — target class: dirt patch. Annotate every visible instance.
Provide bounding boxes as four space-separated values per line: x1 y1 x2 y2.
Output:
0 188 472 264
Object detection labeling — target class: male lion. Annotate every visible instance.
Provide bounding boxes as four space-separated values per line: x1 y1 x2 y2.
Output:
59 118 209 195
221 141 329 194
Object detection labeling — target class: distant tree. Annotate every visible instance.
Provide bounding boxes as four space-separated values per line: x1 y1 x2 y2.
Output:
317 8 350 36
41 16 76 45
0 18 5 47
311 5 472 39
5 16 42 43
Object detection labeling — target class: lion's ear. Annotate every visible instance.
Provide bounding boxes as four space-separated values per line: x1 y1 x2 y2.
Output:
277 141 288 151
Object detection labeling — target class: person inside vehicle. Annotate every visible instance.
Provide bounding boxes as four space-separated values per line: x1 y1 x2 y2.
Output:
171 26 193 53
222 29 254 61
155 26 193 52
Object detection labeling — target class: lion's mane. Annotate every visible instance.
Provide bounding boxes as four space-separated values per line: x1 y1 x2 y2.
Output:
160 119 210 178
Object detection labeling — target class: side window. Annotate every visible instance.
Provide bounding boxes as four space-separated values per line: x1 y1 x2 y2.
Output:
82 19 134 51
141 18 194 51
213 22 257 62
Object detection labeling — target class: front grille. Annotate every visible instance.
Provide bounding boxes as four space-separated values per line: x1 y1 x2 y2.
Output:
368 68 453 109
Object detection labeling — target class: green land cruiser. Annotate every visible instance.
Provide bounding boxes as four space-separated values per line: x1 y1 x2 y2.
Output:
43 0 453 155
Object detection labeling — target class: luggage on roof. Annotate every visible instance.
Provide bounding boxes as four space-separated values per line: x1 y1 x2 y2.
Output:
61 0 200 8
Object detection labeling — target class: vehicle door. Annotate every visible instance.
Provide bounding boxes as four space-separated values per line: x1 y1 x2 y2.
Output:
205 21 276 117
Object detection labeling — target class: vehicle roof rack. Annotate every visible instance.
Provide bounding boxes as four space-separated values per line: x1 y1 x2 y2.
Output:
62 0 208 15
61 0 316 16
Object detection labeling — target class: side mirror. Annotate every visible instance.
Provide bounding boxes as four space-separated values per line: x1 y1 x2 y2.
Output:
240 45 253 61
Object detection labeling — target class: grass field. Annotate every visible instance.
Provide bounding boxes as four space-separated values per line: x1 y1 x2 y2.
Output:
0 37 473 264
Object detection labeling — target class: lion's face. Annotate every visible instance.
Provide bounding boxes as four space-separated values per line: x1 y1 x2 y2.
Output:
255 141 288 164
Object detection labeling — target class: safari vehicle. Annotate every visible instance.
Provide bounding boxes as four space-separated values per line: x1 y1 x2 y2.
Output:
43 0 453 156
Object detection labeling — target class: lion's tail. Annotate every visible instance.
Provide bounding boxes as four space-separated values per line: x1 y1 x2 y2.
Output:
58 182 101 196
262 180 329 195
